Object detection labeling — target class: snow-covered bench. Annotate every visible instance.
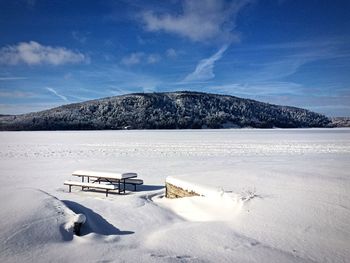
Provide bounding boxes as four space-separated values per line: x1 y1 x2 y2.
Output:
64 180 117 197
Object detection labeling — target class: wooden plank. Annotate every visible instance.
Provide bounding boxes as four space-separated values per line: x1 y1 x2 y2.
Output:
124 179 143 185
64 180 117 190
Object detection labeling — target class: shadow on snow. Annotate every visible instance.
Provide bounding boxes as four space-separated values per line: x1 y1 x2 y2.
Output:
62 200 134 236
133 184 164 192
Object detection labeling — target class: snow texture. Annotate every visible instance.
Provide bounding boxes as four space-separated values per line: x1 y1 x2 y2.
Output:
72 169 137 179
0 128 349 262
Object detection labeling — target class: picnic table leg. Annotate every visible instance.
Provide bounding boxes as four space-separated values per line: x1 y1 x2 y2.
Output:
118 180 121 194
123 179 126 193
69 185 71 192
106 189 108 197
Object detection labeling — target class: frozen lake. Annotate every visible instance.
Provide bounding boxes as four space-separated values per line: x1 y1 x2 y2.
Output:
0 129 349 262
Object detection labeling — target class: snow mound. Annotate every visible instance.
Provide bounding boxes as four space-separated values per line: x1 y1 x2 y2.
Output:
0 188 77 261
155 194 243 222
157 176 243 222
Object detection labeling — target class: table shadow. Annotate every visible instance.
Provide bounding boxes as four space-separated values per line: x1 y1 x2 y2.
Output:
62 200 134 236
130 184 164 192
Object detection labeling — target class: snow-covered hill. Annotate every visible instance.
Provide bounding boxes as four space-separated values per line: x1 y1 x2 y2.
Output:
0 91 331 130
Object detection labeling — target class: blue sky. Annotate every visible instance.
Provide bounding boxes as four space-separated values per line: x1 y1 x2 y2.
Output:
0 0 349 116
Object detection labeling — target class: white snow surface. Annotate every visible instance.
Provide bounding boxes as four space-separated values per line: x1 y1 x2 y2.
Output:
162 176 243 222
72 169 137 179
0 129 349 262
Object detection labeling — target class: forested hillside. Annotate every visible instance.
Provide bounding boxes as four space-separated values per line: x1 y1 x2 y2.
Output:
0 91 331 130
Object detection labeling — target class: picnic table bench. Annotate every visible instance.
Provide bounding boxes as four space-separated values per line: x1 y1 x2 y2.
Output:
64 170 143 196
64 181 117 197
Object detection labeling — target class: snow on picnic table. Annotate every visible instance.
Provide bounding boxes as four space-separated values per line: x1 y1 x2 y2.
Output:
72 169 138 179
0 128 349 263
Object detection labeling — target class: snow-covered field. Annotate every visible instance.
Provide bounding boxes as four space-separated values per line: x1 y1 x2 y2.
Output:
0 129 349 262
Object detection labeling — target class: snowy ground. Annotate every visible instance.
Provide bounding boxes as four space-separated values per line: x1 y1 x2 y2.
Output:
0 129 349 262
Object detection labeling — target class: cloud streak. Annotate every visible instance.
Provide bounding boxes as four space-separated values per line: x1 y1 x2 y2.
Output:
183 44 229 82
210 81 305 97
0 41 86 65
46 87 68 102
0 90 34 98
0 77 27 80
248 49 346 82
140 0 250 43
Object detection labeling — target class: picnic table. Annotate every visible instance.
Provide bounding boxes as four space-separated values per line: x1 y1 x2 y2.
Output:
64 170 143 196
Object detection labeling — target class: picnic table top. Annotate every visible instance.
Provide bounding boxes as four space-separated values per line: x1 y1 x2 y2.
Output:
72 170 138 180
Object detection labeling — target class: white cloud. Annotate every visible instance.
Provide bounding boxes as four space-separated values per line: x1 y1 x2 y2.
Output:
121 52 144 66
46 87 68 102
140 0 250 43
121 52 161 66
0 41 86 65
183 44 228 82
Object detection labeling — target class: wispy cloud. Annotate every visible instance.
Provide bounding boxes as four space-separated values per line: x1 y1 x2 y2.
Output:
248 50 345 82
73 63 162 94
121 52 161 66
46 87 68 102
183 44 229 82
228 38 350 83
0 77 27 81
121 52 144 66
140 0 251 43
205 81 350 116
0 102 63 115
0 90 35 98
0 41 87 66
209 81 305 96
